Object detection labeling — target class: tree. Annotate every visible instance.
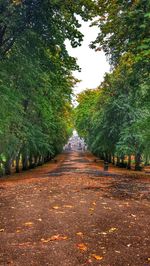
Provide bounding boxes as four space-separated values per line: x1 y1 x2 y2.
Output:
0 0 96 58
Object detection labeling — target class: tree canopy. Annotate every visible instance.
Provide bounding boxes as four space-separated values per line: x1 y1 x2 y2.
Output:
75 1 150 170
0 0 96 175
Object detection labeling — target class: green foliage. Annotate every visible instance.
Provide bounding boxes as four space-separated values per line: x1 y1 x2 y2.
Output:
75 54 150 167
91 0 150 66
0 1 96 175
0 0 96 58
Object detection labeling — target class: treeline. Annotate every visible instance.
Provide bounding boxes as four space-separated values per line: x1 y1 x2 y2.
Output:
75 1 150 170
0 0 95 176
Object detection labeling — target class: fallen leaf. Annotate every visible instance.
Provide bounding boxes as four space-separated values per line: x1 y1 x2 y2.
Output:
131 214 136 217
77 243 87 252
52 206 60 209
63 205 73 208
24 222 33 226
41 234 68 243
89 208 94 211
104 207 112 210
19 242 31 246
0 229 4 232
98 232 107 235
92 202 96 206
91 254 103 260
148 258 150 261
108 227 117 233
76 232 83 236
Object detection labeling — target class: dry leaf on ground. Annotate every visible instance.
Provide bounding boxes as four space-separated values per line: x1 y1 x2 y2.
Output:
91 254 103 260
52 206 60 209
108 227 117 233
76 232 83 236
24 222 33 226
41 234 68 243
77 243 87 252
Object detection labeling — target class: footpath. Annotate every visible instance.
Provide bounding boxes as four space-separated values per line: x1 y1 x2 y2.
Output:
0 151 150 266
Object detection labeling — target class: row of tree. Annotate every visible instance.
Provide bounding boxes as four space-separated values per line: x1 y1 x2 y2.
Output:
0 0 95 175
75 1 150 170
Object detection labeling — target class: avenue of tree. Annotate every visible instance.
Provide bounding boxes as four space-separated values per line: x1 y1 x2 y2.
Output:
0 0 95 175
75 1 150 170
0 1 149 175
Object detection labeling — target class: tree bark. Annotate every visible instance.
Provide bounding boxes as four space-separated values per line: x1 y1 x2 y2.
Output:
22 152 28 171
112 155 115 165
16 153 20 173
116 156 120 166
4 158 12 175
135 153 142 171
127 155 131 169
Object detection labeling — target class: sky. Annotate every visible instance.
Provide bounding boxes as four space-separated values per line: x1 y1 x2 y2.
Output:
65 19 110 98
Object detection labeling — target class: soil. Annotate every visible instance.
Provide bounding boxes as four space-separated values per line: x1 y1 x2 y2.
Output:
0 151 150 266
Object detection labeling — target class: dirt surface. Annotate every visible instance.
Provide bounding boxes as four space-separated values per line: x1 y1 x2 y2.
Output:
0 151 150 266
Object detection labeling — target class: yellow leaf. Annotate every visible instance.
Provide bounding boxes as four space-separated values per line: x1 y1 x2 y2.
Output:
24 222 33 226
0 229 4 232
76 232 83 236
91 254 103 260
89 208 94 211
92 202 96 206
148 258 150 261
52 206 59 209
108 227 117 233
77 243 87 252
63 205 73 208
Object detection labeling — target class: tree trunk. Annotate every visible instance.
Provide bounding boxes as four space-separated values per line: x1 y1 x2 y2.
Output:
34 155 38 167
108 153 112 163
116 156 120 166
5 158 12 175
127 155 131 169
112 155 115 165
22 153 28 171
29 154 33 169
135 153 142 171
16 153 20 173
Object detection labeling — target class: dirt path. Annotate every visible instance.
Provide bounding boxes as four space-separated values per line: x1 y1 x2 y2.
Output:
0 151 150 266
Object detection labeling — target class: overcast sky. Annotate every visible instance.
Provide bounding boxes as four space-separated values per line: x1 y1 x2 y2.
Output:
65 19 110 97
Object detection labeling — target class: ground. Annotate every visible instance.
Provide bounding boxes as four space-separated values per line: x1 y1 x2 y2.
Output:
0 151 150 266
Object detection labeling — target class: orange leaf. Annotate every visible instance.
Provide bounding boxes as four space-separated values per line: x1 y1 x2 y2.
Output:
77 243 87 252
41 234 68 243
91 254 103 260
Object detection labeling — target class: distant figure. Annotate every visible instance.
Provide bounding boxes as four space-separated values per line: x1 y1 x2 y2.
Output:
78 142 82 150
68 143 71 150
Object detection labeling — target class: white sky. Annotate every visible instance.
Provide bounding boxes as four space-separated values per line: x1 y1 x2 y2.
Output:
65 19 110 97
